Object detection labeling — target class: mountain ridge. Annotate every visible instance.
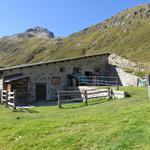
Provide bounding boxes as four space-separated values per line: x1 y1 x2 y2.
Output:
0 3 149 71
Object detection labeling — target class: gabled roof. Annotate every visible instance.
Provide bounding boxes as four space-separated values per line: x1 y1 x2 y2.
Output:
0 53 110 72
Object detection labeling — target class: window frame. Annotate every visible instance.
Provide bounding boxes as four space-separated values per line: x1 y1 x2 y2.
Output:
73 67 81 73
60 67 65 72
52 77 61 85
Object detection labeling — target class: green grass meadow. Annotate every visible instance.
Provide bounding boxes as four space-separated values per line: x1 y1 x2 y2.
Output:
0 86 150 150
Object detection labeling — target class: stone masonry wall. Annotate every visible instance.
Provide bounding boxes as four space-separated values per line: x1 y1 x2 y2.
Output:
108 53 137 70
116 67 138 86
2 55 108 102
108 53 138 86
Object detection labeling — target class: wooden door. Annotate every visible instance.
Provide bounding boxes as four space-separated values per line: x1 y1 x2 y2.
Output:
36 83 47 101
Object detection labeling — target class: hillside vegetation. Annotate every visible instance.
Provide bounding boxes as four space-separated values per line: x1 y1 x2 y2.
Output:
0 86 149 150
0 4 150 67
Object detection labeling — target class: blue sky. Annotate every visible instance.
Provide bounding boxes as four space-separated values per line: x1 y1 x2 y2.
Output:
0 0 149 37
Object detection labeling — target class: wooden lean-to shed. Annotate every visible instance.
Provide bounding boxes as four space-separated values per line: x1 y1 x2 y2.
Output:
3 73 28 105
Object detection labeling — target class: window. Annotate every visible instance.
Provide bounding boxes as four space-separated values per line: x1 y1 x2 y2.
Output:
52 77 61 85
60 67 65 72
95 67 101 73
73 67 81 73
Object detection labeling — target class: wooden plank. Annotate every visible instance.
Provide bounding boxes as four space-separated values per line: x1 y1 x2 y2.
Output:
60 98 83 102
8 96 15 99
87 95 108 99
8 102 14 106
1 99 6 102
87 91 108 95
59 90 84 93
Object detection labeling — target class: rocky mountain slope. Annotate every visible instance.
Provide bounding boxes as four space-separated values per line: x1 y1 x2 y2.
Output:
0 4 149 70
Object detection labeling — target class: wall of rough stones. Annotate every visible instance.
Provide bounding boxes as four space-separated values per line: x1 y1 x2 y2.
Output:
1 55 109 102
108 53 137 70
116 67 138 86
108 54 138 86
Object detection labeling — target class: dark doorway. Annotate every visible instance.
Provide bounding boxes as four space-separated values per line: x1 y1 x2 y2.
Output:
36 83 47 101
85 71 92 76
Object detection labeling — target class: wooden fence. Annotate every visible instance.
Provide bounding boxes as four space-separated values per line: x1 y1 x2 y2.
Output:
57 88 113 108
58 90 88 108
0 90 16 110
1 90 8 105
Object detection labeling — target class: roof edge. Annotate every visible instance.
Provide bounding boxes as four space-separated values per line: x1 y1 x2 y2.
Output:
0 53 110 72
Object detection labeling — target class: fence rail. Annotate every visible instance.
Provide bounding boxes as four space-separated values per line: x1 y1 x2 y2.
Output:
57 88 113 108
78 76 119 89
58 90 88 108
0 90 16 110
1 90 8 104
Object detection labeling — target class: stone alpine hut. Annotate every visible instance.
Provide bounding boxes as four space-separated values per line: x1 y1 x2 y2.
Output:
0 53 112 105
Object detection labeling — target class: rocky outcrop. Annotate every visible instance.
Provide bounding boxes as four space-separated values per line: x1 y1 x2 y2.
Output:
1 27 55 40
0 4 149 68
110 4 150 26
90 4 150 32
125 4 150 18
25 27 54 38
108 53 137 70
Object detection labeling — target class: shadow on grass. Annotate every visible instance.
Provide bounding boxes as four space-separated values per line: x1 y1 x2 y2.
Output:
60 99 110 109
14 108 39 113
32 101 57 107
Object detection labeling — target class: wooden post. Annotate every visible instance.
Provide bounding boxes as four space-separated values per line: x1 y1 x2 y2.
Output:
5 91 8 108
96 76 97 86
108 88 113 100
84 91 88 105
0 90 3 104
58 91 61 108
147 75 150 100
13 90 16 110
117 76 119 91
108 88 111 100
0 90 2 104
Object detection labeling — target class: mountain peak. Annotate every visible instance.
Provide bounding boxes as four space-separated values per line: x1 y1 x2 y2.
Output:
25 26 55 38
0 4 149 70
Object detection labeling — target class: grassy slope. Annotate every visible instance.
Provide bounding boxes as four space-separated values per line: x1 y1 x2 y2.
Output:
0 86 150 150
0 4 150 68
